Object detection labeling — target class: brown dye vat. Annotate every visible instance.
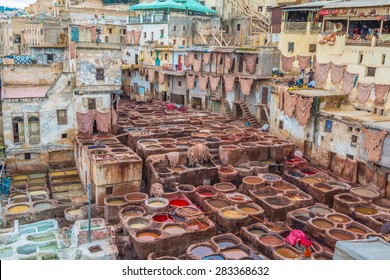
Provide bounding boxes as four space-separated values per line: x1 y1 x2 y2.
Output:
312 219 334 229
267 224 283 232
275 247 299 259
145 145 163 150
220 168 234 174
214 183 236 192
136 231 160 241
175 207 202 217
244 177 263 184
265 196 290 206
259 236 283 246
286 194 307 201
273 184 296 191
170 167 186 172
329 230 354 241
187 221 208 230
192 246 214 258
222 248 248 259
356 207 378 215
138 141 157 145
328 214 351 223
314 254 332 260
208 199 230 209
253 189 276 197
347 227 367 234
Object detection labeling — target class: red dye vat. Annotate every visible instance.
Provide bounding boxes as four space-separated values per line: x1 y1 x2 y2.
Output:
301 168 317 175
153 214 173 222
198 190 215 196
169 199 190 207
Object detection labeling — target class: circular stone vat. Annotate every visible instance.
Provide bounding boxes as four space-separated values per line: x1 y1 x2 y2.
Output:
152 213 173 223
327 214 352 224
145 145 163 150
207 199 230 209
338 194 360 203
176 184 196 195
285 193 309 201
214 183 236 193
33 202 53 211
65 207 82 222
136 230 161 241
169 166 186 173
259 235 284 246
313 253 333 260
328 229 356 241
124 192 148 205
127 217 151 229
313 183 333 192
238 205 261 214
311 218 334 230
197 188 217 197
272 183 298 191
145 198 169 213
8 204 30 214
328 181 351 190
89 149 108 155
138 140 157 146
274 247 300 259
248 227 267 235
243 176 265 186
309 205 333 215
253 188 277 197
175 206 202 217
264 196 291 206
105 197 126 206
260 173 282 182
226 193 251 203
120 206 145 218
163 224 186 235
202 254 226 260
169 199 190 207
222 248 248 259
346 224 371 235
350 187 380 200
186 220 209 231
220 207 247 219
191 245 215 258
355 206 378 215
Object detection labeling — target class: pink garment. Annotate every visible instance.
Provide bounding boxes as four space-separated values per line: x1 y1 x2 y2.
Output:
202 52 211 64
148 69 155 82
315 62 330 84
224 54 232 71
192 58 202 72
186 73 195 90
184 56 190 68
223 75 235 92
187 52 194 65
357 83 373 103
111 108 118 125
158 72 165 84
285 230 311 247
198 74 209 91
90 28 97 41
281 55 295 72
239 77 253 96
297 55 311 70
95 111 111 133
133 30 141 44
77 110 96 134
69 41 76 59
342 71 358 94
295 96 313 126
374 84 389 105
244 54 257 74
125 30 133 44
283 92 297 118
363 128 387 163
331 63 346 84
209 75 220 92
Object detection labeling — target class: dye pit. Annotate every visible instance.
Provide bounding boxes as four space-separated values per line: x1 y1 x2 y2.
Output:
1 100 389 260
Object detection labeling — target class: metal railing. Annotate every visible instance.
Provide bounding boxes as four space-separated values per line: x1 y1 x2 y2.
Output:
284 22 307 33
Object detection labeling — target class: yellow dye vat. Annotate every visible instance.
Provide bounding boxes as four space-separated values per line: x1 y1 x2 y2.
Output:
8 205 30 213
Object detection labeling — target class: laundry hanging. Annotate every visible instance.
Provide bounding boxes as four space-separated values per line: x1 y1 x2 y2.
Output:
209 75 221 92
223 75 235 92
374 84 389 105
363 128 387 163
278 86 288 111
224 54 232 71
95 111 111 133
133 30 141 44
357 83 373 103
192 58 202 72
69 41 76 59
243 54 257 74
330 63 346 84
147 69 155 83
198 74 209 91
297 55 311 70
283 92 297 118
202 52 211 64
365 163 376 183
295 96 314 126
315 62 330 84
184 56 190 68
281 55 295 72
239 77 253 96
158 72 165 84
76 110 96 134
186 73 195 90
125 30 133 44
187 52 194 66
342 71 358 94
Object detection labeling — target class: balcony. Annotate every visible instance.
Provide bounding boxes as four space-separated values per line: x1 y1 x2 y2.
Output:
284 22 307 33
128 14 169 25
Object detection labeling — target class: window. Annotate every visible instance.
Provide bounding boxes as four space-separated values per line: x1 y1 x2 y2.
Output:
151 32 154 40
13 117 25 144
173 39 176 45
256 57 259 64
348 126 353 132
160 29 164 37
183 26 186 31
108 28 112 34
47 53 54 63
359 53 363 64
28 116 40 144
106 186 113 195
309 44 316 52
88 99 96 110
57 110 67 125
182 40 185 45
178 81 182 86
25 153 31 160
346 154 354 159
237 24 241 31
164 54 168 60
382 54 386 65
143 32 146 38
96 68 104 80
325 120 333 133
173 26 176 31
367 67 376 77
211 6 216 10
279 120 284 129
62 133 67 139
288 42 294 53
258 6 263 12
351 135 358 147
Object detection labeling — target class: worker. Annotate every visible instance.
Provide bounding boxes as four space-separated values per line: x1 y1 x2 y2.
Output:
287 77 296 87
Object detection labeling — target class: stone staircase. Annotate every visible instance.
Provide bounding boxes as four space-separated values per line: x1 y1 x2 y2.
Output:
222 100 235 120
239 102 259 126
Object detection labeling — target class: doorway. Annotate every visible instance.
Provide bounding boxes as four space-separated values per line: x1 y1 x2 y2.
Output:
191 97 202 109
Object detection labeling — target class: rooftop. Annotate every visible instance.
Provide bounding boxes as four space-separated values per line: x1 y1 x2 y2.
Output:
289 88 346 97
320 108 390 123
323 0 390 9
1 86 50 99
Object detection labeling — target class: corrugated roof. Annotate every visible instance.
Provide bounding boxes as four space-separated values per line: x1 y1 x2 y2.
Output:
283 1 338 11
324 0 390 9
2 86 50 99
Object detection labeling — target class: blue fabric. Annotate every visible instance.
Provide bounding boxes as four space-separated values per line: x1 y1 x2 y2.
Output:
14 56 32 64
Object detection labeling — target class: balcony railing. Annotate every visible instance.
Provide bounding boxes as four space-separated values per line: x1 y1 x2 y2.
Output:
128 14 169 24
310 22 322 33
345 37 374 47
284 22 307 33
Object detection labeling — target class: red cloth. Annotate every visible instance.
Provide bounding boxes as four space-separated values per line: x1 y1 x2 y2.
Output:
315 62 330 84
295 96 314 126
198 74 209 91
342 71 357 94
357 83 373 103
192 58 202 72
297 55 311 70
125 30 133 44
363 128 387 163
223 75 235 92
331 63 346 84
158 72 165 84
281 55 295 72
244 54 257 74
374 84 389 105
283 92 297 118
133 30 141 44
239 77 253 96
209 75 220 92
76 110 96 134
96 111 111 133
224 54 232 71
186 73 195 90
203 52 211 64
148 69 155 83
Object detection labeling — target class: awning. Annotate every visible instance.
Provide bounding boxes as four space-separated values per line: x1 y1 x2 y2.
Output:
1 86 50 99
